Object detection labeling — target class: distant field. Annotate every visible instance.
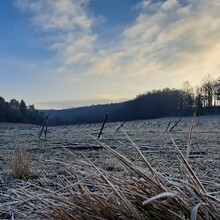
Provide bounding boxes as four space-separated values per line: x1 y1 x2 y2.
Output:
0 116 219 219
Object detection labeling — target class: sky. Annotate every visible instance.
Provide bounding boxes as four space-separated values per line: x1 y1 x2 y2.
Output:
0 0 220 109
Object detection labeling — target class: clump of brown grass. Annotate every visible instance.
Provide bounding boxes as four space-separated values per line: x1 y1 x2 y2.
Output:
8 137 220 219
11 147 32 179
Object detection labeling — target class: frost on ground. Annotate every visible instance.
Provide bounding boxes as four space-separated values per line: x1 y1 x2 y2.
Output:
0 116 219 219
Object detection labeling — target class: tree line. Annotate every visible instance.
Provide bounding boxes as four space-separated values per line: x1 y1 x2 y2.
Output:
45 75 220 125
0 97 44 124
134 75 220 118
1 75 219 125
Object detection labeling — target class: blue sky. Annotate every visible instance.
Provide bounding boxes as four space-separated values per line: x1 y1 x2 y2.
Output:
1 0 220 109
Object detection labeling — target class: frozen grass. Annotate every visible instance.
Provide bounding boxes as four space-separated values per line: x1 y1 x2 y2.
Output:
0 117 219 219
11 147 32 179
4 135 220 219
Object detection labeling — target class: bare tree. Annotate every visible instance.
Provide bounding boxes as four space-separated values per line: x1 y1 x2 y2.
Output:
195 86 203 113
213 78 220 106
201 74 214 108
182 81 194 110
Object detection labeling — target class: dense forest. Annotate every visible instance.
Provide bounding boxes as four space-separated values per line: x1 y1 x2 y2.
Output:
0 98 44 124
45 75 220 125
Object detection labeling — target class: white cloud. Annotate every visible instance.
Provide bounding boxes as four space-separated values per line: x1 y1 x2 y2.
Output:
16 0 96 65
86 0 220 87
50 33 96 65
162 0 178 11
16 0 91 31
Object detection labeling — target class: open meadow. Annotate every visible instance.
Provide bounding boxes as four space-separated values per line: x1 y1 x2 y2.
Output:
0 116 219 219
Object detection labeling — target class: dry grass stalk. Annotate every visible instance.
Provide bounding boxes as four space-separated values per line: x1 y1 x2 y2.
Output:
8 137 220 220
186 112 196 161
11 147 32 179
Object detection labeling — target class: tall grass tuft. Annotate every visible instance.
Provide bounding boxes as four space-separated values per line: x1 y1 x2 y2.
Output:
11 147 32 179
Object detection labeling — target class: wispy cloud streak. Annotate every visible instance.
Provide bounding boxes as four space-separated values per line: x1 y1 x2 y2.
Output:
16 0 96 65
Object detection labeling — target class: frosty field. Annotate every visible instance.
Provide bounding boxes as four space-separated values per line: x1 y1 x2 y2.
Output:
0 116 219 219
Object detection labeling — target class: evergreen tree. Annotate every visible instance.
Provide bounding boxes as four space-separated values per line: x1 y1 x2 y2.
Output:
20 99 27 115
